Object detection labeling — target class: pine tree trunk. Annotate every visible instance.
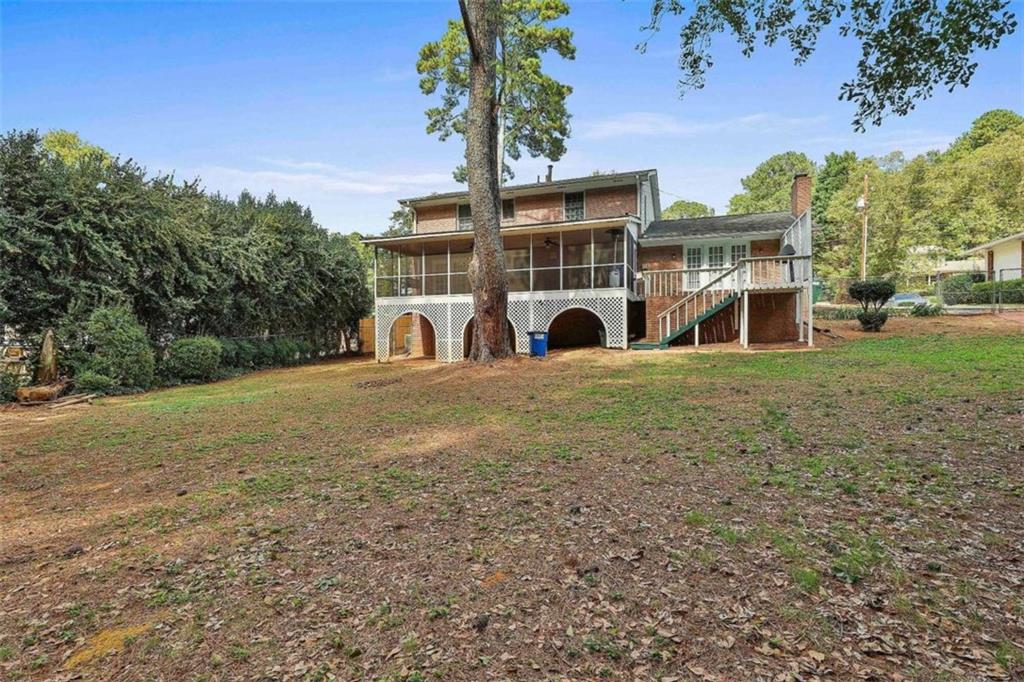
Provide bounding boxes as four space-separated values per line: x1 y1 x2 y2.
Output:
462 0 512 362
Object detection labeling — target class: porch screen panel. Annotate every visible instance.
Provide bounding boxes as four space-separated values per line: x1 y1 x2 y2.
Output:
375 247 398 297
449 240 473 295
532 232 560 291
562 229 592 266
424 240 448 295
504 234 531 292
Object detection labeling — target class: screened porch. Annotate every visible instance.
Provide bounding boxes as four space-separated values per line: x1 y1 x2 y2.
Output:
374 225 639 298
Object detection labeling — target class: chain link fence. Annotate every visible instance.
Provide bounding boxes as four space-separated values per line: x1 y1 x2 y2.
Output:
936 268 1023 310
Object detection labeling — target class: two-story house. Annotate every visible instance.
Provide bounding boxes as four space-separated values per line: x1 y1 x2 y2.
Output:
364 169 813 362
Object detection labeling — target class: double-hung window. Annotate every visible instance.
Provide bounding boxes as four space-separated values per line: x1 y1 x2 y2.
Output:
457 204 472 230
708 245 725 269
730 243 747 264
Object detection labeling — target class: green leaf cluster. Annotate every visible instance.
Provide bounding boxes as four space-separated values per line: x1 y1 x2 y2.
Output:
418 0 576 182
0 130 372 357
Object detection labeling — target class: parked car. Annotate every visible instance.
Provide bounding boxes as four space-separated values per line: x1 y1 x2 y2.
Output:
886 292 928 308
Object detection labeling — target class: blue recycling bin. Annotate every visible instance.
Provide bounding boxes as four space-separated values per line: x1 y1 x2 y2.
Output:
528 331 548 358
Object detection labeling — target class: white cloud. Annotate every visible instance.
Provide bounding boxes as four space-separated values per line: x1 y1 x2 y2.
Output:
580 111 828 140
802 131 955 157
200 159 452 196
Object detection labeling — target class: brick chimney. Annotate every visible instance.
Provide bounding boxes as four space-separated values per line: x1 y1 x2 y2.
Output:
790 173 811 217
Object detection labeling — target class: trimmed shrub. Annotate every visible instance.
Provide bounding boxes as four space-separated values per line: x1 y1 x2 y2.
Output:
972 277 1024 304
848 280 896 332
82 307 155 389
857 310 889 331
940 274 975 305
0 372 18 403
161 336 222 383
910 302 943 317
75 370 115 394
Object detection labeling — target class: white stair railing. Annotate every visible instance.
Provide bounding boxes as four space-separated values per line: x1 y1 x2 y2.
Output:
657 264 741 340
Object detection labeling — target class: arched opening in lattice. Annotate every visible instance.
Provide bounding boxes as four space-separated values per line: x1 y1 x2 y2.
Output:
389 312 436 359
462 317 517 358
547 308 606 349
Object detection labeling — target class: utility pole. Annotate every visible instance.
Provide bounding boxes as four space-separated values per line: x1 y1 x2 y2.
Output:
859 174 869 279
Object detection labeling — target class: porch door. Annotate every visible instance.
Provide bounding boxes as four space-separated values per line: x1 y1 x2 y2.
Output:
685 247 702 289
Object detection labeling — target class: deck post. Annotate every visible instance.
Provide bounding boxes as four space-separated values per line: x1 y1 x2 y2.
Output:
807 282 814 347
742 290 749 348
797 290 804 342
694 321 700 347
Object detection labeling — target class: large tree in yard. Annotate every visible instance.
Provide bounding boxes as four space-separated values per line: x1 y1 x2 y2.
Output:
419 0 575 184
419 0 574 361
641 0 1017 131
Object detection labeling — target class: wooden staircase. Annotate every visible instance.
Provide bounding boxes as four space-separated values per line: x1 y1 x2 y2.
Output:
631 264 741 350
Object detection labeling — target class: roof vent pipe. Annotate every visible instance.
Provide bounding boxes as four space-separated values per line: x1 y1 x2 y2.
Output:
546 165 553 183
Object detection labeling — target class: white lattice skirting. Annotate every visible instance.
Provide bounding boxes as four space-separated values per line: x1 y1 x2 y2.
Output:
375 293 629 362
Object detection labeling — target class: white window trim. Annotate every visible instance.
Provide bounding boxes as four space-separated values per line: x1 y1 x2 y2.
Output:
682 239 752 268
564 191 586 222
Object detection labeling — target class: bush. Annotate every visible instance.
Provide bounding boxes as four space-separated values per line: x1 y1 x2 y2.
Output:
972 277 1024 304
857 310 889 332
235 340 257 368
273 337 298 366
219 339 238 368
295 339 312 362
940 274 975 305
848 280 896 332
161 336 222 384
0 372 18 403
75 370 115 394
254 339 276 367
910 302 944 317
82 307 155 389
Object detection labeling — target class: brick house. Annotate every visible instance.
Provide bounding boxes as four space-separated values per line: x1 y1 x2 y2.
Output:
364 169 813 362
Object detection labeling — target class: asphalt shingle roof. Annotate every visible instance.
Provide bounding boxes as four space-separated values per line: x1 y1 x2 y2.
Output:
643 211 794 240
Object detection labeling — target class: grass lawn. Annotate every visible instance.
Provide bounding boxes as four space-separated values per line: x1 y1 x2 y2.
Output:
1 317 1023 681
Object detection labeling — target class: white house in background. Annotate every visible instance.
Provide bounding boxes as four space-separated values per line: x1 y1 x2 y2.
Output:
964 231 1024 281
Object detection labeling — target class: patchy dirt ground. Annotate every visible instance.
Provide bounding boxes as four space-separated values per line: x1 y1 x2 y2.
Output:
1 316 1023 681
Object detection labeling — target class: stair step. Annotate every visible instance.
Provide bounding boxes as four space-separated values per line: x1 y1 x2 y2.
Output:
660 293 739 346
629 342 666 351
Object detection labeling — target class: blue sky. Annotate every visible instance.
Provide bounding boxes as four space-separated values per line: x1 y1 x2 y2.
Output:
3 1 1022 234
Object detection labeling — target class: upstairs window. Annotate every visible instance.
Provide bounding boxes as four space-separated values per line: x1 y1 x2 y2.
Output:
731 243 748 264
564 192 585 221
502 198 516 221
457 203 472 230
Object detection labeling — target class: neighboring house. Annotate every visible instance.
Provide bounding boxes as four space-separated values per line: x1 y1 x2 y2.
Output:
907 245 985 285
963 231 1024 282
363 170 814 362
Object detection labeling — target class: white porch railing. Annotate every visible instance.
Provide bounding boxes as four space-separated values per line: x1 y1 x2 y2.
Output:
655 255 813 341
639 266 732 298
